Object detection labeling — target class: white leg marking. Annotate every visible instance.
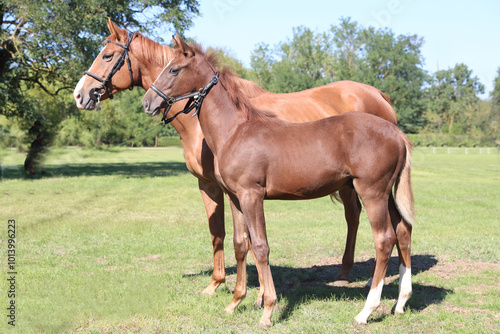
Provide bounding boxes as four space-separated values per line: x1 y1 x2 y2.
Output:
355 279 384 325
394 264 412 314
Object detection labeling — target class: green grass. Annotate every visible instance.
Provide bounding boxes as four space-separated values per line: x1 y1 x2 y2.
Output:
0 147 499 333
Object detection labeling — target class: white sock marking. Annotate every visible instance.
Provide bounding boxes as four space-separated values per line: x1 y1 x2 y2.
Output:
355 279 384 324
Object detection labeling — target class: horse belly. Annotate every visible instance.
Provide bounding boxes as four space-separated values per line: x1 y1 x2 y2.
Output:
264 148 350 200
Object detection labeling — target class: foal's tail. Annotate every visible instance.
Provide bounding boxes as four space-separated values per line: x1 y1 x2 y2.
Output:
394 132 415 226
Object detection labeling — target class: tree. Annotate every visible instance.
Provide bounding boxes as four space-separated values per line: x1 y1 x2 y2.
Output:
248 18 427 132
208 46 249 79
250 27 332 93
358 27 427 132
329 17 364 81
425 64 485 134
249 43 274 91
488 68 500 142
0 0 200 119
274 26 332 92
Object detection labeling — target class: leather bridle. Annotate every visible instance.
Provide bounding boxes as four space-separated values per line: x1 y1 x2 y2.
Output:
84 31 135 105
149 72 220 126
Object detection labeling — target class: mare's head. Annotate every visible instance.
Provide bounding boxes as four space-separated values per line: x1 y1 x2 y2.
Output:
73 18 139 110
142 35 217 116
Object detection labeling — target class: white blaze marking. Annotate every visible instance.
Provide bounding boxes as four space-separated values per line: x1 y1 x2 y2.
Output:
73 43 109 106
153 57 176 85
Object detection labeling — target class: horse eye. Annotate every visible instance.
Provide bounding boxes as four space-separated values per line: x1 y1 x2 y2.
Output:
170 68 179 75
102 54 113 61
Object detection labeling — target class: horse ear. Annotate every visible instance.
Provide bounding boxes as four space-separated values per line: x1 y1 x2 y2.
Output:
107 18 118 35
172 33 194 58
107 18 127 42
172 34 180 48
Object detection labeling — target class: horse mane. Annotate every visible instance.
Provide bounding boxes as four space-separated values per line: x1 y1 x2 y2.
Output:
189 44 274 122
132 32 175 67
233 78 267 98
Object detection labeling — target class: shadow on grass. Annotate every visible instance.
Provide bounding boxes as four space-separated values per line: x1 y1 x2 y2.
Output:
1 161 189 180
185 254 448 323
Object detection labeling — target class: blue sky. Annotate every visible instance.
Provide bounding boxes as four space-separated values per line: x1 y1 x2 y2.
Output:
183 0 499 98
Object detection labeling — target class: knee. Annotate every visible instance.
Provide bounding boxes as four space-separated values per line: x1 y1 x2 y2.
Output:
375 233 397 255
212 235 225 249
233 239 249 261
252 242 270 263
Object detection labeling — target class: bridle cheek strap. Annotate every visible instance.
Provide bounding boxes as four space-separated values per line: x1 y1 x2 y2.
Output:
84 31 135 101
151 72 219 126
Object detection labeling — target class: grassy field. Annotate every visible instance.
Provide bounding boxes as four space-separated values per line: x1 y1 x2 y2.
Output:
0 146 499 333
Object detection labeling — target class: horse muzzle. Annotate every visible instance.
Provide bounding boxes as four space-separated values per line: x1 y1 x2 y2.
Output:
142 96 165 116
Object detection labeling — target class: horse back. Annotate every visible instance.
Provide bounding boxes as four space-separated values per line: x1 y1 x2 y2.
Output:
218 112 404 200
249 80 397 125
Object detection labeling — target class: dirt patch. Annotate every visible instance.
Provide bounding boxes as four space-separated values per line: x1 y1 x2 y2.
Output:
423 301 500 326
134 254 162 262
425 260 500 280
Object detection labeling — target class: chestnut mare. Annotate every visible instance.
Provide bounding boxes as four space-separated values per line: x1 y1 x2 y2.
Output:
73 19 401 297
142 37 414 326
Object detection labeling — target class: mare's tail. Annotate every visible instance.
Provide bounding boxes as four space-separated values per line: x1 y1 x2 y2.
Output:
394 132 415 225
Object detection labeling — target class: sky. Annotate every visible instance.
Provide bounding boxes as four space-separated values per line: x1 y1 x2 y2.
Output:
182 0 499 98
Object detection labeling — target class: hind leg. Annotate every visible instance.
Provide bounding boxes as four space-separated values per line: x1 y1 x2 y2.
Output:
389 195 412 314
354 191 397 325
336 187 362 283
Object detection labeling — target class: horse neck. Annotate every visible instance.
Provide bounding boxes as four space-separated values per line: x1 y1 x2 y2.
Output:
130 36 205 146
196 83 247 157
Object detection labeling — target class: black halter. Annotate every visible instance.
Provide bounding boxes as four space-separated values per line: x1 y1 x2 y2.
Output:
150 72 219 126
84 31 135 101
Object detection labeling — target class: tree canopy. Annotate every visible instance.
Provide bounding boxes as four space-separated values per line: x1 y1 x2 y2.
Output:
0 0 200 118
249 18 427 132
0 11 496 147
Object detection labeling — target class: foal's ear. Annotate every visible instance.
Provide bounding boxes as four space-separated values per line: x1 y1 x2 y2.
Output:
172 33 195 58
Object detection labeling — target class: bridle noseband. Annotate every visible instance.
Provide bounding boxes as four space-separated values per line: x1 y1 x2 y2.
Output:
150 72 219 126
84 31 135 108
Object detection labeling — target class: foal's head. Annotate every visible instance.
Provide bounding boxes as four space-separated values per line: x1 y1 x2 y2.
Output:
142 34 218 116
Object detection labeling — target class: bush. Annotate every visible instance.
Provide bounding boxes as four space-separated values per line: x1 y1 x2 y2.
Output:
407 133 495 147
156 137 181 147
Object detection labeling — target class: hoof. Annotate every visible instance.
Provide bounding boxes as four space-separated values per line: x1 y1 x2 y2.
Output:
201 289 216 296
353 319 367 326
201 283 220 296
254 298 263 309
224 306 234 314
258 320 271 328
391 304 405 315
334 274 351 283
332 278 351 287
353 316 367 326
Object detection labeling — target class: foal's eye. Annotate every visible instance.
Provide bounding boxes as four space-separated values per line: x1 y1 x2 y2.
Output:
102 54 113 61
170 68 180 75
